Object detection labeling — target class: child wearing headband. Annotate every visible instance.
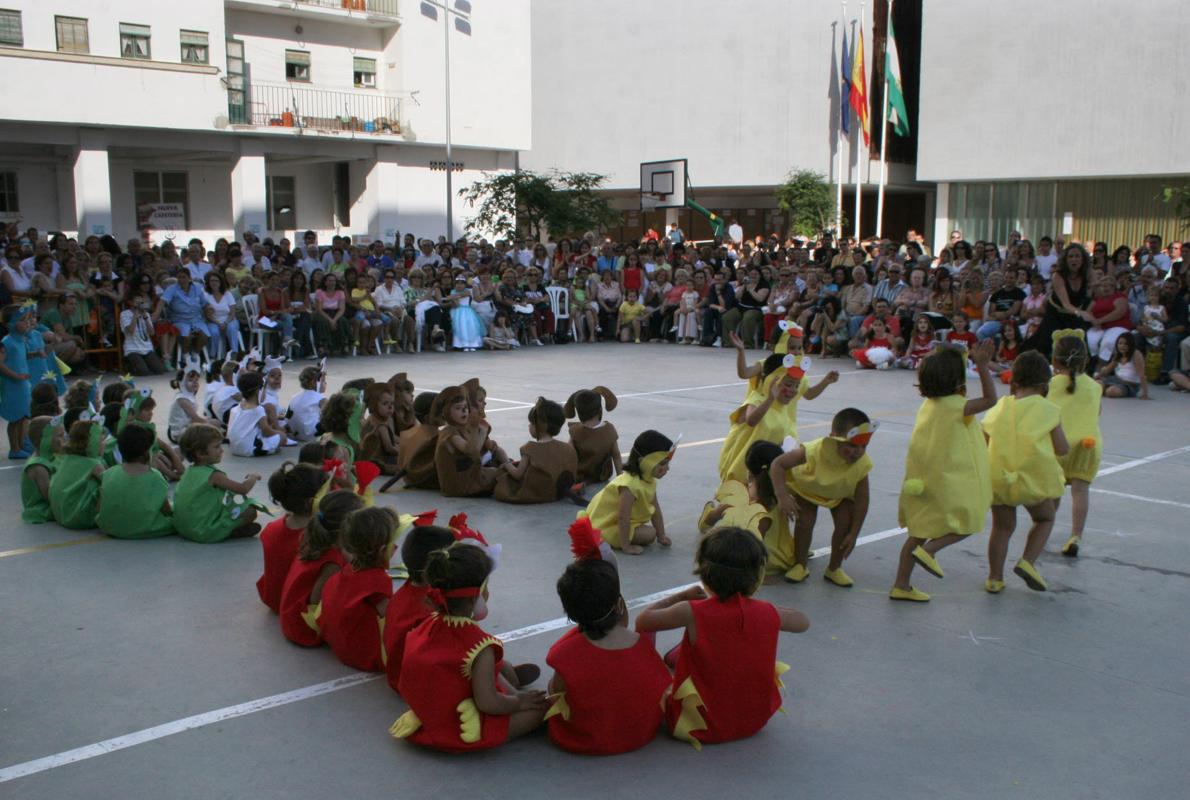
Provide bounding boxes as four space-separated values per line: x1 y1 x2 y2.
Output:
256 462 326 613
48 418 107 528
769 407 876 587
1048 332 1102 558
636 526 809 748
545 519 671 755
278 490 360 646
391 541 547 752
384 522 456 693
578 429 675 554
982 351 1068 593
320 506 397 672
892 340 998 602
1 303 35 459
717 353 837 485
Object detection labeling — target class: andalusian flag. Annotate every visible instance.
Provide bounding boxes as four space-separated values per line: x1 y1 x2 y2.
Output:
850 28 870 145
886 12 910 136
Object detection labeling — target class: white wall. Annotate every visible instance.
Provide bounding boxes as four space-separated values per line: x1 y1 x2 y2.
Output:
522 0 876 191
0 161 63 228
227 10 387 90
110 159 234 243
916 0 1190 181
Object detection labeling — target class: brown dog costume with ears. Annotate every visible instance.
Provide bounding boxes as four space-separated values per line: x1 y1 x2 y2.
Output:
565 386 621 484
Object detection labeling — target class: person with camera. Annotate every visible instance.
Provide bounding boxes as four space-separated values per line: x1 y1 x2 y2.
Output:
122 275 167 375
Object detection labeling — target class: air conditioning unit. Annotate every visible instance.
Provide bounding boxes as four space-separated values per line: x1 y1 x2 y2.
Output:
213 115 230 129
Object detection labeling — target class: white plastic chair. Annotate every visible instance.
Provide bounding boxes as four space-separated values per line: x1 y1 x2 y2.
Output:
241 294 281 356
546 285 570 342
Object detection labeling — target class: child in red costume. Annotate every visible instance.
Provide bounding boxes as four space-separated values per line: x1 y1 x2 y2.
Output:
384 522 456 693
278 490 362 646
391 540 546 752
321 506 396 671
256 462 326 613
636 526 810 749
545 519 670 755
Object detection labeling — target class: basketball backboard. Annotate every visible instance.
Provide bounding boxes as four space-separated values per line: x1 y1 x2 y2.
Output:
640 158 687 210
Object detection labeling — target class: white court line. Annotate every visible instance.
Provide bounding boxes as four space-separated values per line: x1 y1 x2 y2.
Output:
1088 488 1190 510
2 439 1188 782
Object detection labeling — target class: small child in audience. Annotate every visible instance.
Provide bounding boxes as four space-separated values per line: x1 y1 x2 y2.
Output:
173 423 262 542
617 289 647 343
578 430 675 554
391 541 546 752
256 462 326 613
384 523 457 693
287 365 327 442
278 490 361 646
565 386 621 484
994 319 1021 372
1140 286 1166 348
483 311 520 350
636 527 810 748
897 314 936 370
320 506 398 672
21 415 63 524
227 371 286 457
851 317 896 369
945 311 978 351
48 418 106 529
494 397 580 504
96 424 174 539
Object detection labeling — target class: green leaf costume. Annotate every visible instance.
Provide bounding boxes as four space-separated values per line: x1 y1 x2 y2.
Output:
21 418 62 524
48 423 104 529
173 464 243 543
97 466 175 539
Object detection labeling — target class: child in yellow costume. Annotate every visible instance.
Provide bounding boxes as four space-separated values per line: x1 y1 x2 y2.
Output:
731 320 803 399
770 408 875 587
717 354 837 484
891 340 998 602
578 430 675 555
1048 331 1102 558
701 440 797 577
982 351 1068 593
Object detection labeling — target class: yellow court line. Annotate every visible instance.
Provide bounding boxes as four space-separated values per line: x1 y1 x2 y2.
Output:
0 535 108 559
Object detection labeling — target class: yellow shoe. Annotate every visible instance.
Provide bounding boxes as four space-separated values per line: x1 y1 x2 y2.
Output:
985 578 1005 594
1061 535 1080 558
697 501 716 533
911 545 945 578
1013 559 1048 591
784 563 809 583
889 586 930 602
823 567 854 587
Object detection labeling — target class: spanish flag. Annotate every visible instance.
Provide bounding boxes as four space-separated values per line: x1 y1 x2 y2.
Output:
850 27 870 146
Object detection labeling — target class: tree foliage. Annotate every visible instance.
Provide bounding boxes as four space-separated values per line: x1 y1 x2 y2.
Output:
775 169 839 239
459 169 620 241
1162 185 1190 232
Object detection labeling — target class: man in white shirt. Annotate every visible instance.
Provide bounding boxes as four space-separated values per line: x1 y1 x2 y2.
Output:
296 230 320 261
19 241 60 280
511 238 533 267
414 239 443 269
183 243 213 282
1138 234 1172 274
1034 236 1059 281
247 243 271 272
727 219 744 247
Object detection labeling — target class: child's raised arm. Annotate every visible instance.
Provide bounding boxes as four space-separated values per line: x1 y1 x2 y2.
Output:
963 340 998 417
210 470 260 495
803 370 840 400
732 332 761 380
769 446 807 520
635 585 707 634
743 382 778 426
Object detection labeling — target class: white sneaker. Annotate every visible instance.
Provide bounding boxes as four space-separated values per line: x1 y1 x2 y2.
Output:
876 361 890 370
283 437 299 446
712 337 722 348
532 339 544 347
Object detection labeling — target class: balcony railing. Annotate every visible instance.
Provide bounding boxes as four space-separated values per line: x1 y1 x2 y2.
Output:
295 0 399 17
232 81 402 136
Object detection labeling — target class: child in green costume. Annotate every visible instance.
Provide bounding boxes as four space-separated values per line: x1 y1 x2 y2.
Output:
49 417 107 529
21 415 65 524
174 423 263 542
119 389 185 481
97 424 175 539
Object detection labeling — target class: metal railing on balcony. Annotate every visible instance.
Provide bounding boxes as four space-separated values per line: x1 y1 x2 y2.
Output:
232 81 403 136
294 0 399 17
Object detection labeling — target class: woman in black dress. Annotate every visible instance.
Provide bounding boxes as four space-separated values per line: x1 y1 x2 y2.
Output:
1023 243 1092 357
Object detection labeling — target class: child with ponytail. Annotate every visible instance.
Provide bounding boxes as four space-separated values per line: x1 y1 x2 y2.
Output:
278 490 361 646
1048 331 1103 557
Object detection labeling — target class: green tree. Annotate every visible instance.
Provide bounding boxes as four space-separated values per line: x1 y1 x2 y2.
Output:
1162 184 1190 232
775 169 840 239
459 169 620 241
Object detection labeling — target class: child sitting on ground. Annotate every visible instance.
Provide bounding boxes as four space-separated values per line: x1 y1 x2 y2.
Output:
320 391 362 464
49 418 106 529
434 385 500 497
287 365 327 442
173 423 262 542
578 430 675 554
483 310 520 350
565 386 621 484
494 397 580 504
636 526 810 748
945 311 978 351
391 541 547 752
360 383 401 475
320 506 397 672
770 407 876 587
701 440 794 576
30 383 59 418
851 317 896 369
278 490 360 646
546 519 671 755
121 391 185 480
982 351 1068 593
384 523 457 693
96 424 175 539
21 415 64 523
227 371 287 457
206 360 241 424
399 392 440 490
256 462 326 613
167 366 207 443
897 314 936 370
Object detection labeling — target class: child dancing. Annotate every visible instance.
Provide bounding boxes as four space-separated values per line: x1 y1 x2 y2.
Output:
1048 332 1103 557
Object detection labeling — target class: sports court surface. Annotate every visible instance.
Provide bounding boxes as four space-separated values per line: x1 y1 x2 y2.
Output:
2 345 1188 799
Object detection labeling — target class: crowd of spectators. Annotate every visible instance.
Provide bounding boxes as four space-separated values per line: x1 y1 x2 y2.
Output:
1 221 1187 395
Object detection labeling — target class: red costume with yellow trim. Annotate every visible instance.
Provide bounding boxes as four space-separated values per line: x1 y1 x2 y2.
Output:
278 548 345 646
545 627 670 755
320 565 393 672
383 582 432 693
391 614 511 752
665 595 788 748
255 518 303 613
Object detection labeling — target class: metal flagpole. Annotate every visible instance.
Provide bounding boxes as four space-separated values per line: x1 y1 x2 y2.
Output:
852 4 863 243
443 10 453 241
875 0 892 238
835 1 846 238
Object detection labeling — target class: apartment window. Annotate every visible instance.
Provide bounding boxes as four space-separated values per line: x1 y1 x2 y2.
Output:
285 50 310 82
55 16 88 54
180 30 208 65
133 171 188 228
0 8 22 46
353 57 376 88
120 23 151 60
0 171 17 214
268 176 296 230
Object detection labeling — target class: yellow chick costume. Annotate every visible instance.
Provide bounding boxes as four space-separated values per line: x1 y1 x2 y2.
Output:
1048 373 1102 483
898 395 991 538
717 369 808 484
786 437 874 509
982 394 1065 506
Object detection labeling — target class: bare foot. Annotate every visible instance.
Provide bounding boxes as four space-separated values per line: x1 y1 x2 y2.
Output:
657 533 672 547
